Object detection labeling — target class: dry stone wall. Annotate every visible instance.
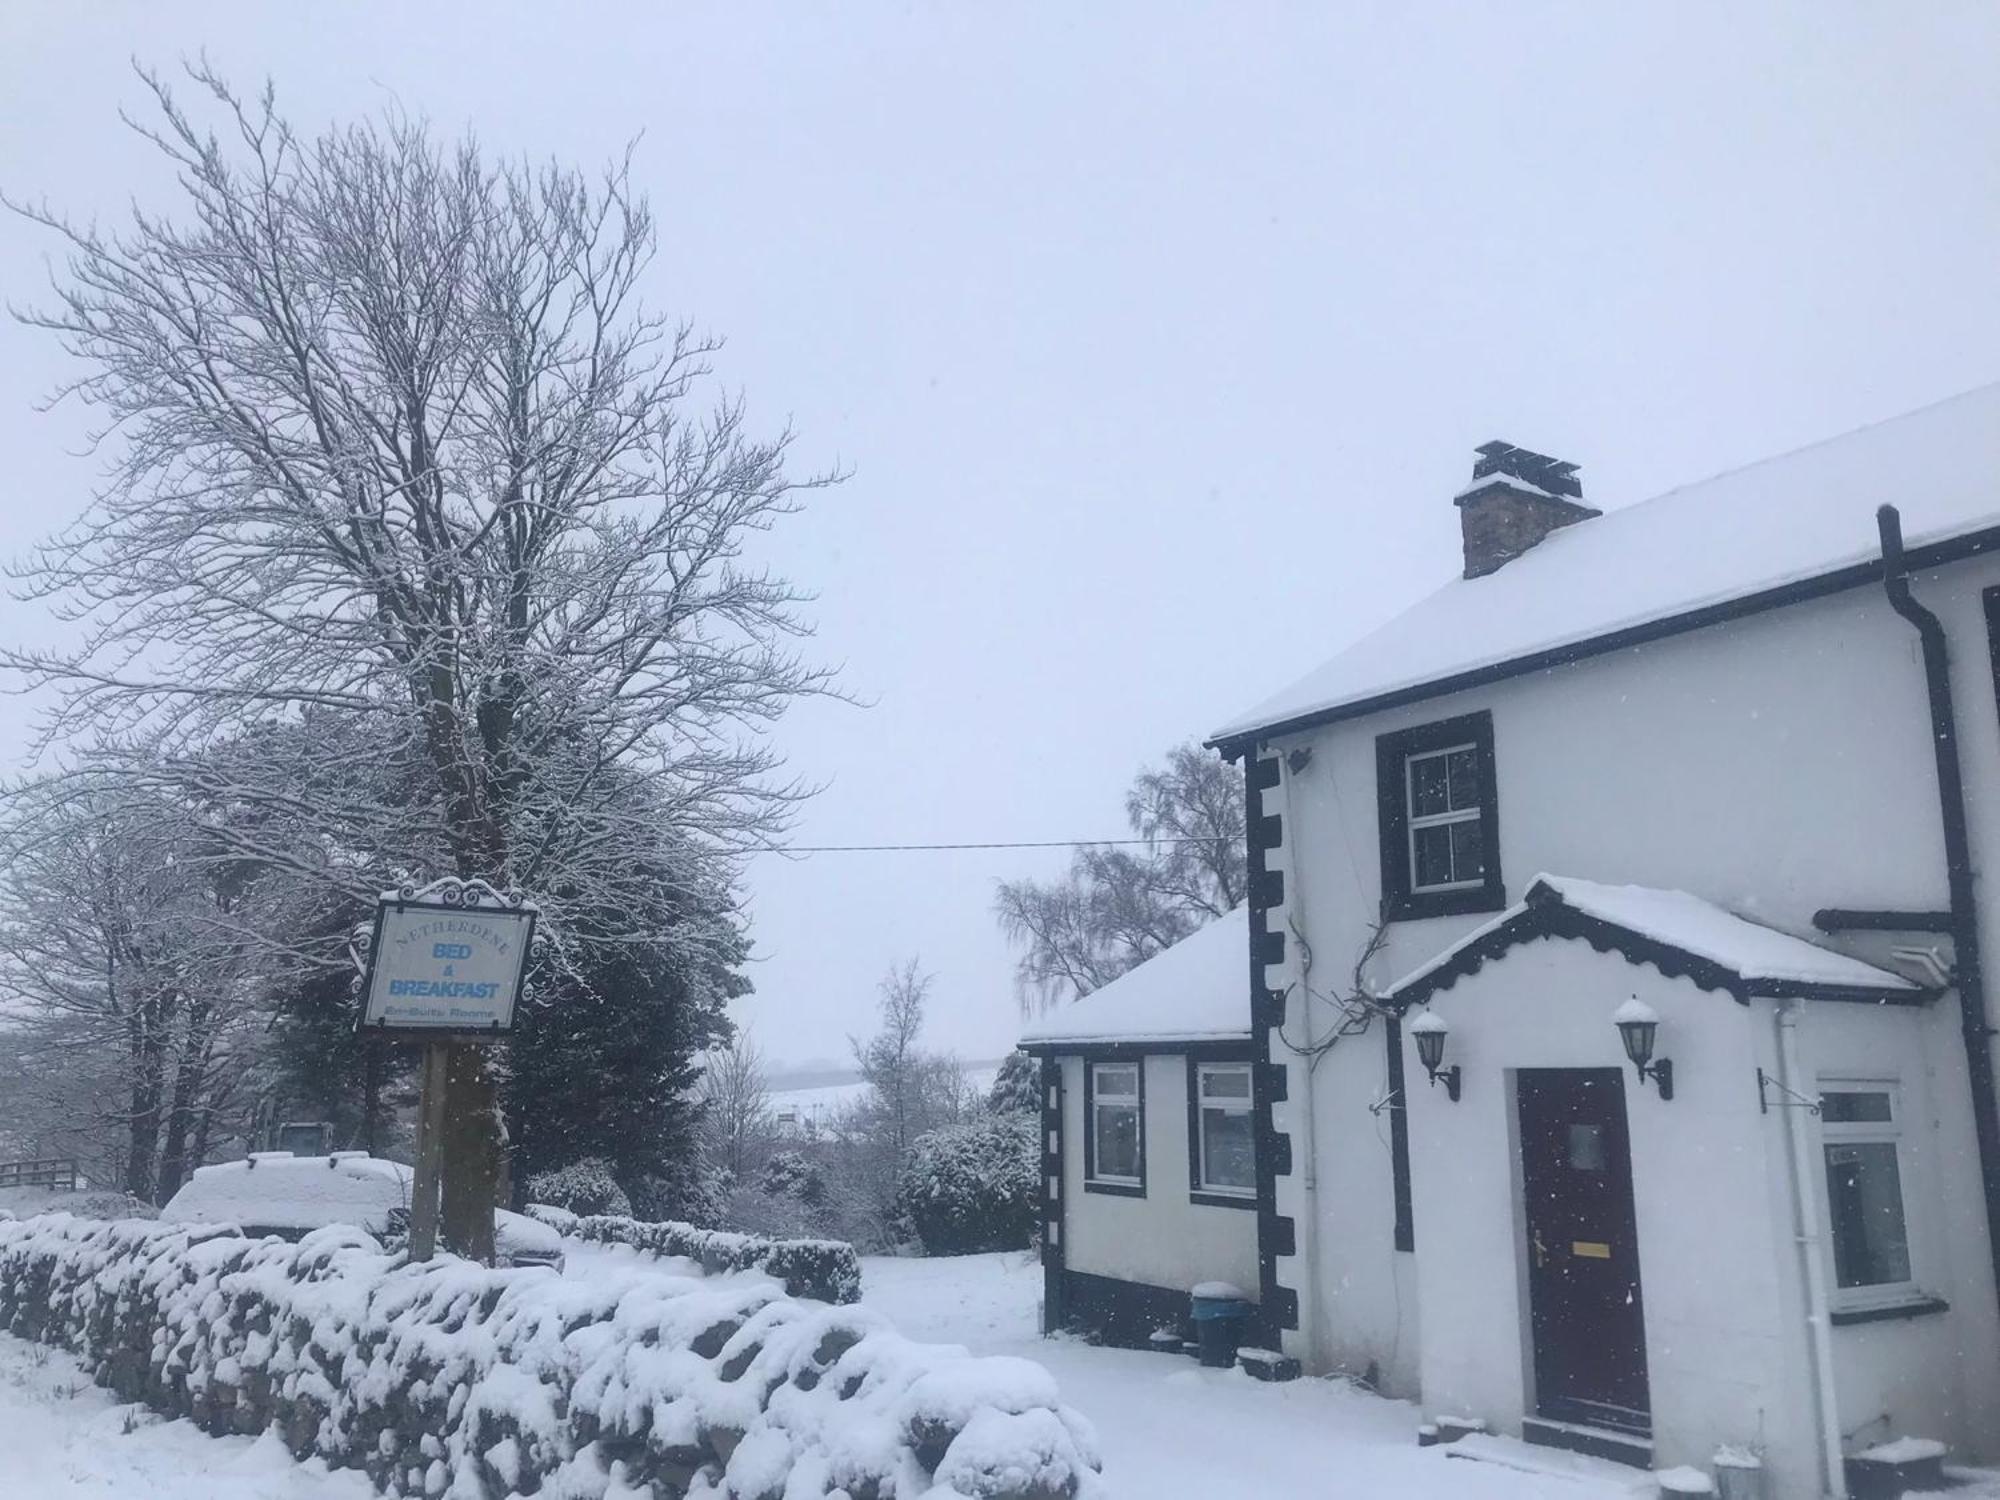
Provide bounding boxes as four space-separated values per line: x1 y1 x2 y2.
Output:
0 1214 1102 1500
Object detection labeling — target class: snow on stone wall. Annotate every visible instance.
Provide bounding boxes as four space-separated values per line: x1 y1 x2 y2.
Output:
0 1213 1103 1500
534 1209 864 1306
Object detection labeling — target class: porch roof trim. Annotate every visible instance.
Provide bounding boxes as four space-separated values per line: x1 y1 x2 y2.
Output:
1384 874 1930 1011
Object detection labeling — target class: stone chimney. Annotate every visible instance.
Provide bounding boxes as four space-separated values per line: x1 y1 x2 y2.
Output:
1454 441 1600 579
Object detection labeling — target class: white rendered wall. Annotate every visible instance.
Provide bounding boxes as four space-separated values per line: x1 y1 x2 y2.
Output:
1801 998 1990 1460
1056 1053 1261 1297
1257 548 2000 1467
1399 942 1817 1484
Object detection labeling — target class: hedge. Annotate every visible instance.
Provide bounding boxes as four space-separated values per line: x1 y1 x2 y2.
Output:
537 1208 864 1306
0 1212 1103 1500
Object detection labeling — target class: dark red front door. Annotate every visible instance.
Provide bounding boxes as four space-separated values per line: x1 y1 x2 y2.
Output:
1518 1068 1650 1434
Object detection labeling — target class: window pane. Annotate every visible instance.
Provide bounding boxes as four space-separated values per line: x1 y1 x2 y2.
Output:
1413 824 1455 888
1567 1124 1607 1172
1445 748 1480 811
1409 754 1450 817
1825 1142 1911 1288
1201 1066 1250 1101
1449 818 1485 882
1095 1103 1141 1180
1095 1065 1138 1100
1201 1107 1256 1191
1821 1091 1893 1124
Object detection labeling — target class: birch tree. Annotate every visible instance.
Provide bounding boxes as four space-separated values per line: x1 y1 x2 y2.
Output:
6 66 835 1252
997 742 1245 1007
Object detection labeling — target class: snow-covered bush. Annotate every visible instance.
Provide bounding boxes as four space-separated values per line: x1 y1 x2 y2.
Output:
524 1156 632 1218
760 1151 828 1208
543 1209 864 1305
631 1158 730 1229
0 1211 1103 1500
898 1115 1039 1256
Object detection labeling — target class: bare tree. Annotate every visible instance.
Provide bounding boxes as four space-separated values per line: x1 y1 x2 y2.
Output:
852 960 932 1160
1127 744 1249 918
700 1029 772 1180
997 741 1245 1008
0 782 258 1201
6 66 836 1252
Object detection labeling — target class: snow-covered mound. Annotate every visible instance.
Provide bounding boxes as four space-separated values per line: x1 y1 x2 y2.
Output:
0 1212 1103 1500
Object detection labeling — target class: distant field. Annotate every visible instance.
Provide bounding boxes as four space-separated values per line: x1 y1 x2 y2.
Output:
767 1061 1002 1132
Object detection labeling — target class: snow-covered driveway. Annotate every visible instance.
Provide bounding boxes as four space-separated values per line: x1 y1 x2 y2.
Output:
0 1330 371 1499
857 1251 1644 1500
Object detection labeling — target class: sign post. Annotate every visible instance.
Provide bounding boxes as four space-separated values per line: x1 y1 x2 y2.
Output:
406 1041 453 1260
354 877 537 1262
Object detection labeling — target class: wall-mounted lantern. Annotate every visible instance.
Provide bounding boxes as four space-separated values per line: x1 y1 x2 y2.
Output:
1408 1010 1461 1102
1614 997 1674 1100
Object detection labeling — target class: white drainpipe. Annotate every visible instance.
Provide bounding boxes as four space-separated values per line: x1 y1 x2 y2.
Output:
1777 999 1847 1498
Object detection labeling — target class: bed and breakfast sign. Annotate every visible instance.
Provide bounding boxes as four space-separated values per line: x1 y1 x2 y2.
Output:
358 882 538 1037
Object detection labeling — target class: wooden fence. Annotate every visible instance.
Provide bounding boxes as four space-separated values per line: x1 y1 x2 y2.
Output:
0 1158 80 1192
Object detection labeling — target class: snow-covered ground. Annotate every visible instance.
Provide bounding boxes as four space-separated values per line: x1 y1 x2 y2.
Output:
4 1237 1993 1497
0 1331 371 1499
856 1250 1649 1499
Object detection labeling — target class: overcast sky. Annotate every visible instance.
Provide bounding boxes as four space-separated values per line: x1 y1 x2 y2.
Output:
3 3 1997 1072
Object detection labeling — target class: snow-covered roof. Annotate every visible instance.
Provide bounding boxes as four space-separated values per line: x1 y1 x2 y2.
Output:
1388 874 1925 1007
1213 383 2000 745
1018 904 1250 1050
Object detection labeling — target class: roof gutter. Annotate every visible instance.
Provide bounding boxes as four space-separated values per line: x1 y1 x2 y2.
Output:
1875 503 2000 1326
1017 1035 1254 1056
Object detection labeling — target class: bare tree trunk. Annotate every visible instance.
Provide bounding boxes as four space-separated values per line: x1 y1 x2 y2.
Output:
123 1004 167 1201
189 1099 216 1174
156 998 215 1199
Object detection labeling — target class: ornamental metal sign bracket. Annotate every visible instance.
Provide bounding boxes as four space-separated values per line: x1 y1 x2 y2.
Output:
354 876 539 1042
1755 1067 1821 1116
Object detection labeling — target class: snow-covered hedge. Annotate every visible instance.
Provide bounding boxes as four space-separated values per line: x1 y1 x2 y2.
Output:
543 1209 863 1306
0 1212 1103 1500
524 1158 633 1219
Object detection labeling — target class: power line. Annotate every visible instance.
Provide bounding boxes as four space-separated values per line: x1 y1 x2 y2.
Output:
777 836 1239 853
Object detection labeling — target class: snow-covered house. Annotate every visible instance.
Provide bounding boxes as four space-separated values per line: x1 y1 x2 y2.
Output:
1019 905 1262 1348
1207 389 2000 1497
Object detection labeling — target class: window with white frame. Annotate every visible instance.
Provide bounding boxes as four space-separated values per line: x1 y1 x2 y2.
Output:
1089 1062 1143 1186
1194 1062 1255 1197
1405 743 1485 893
1376 711 1503 920
1819 1084 1915 1304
